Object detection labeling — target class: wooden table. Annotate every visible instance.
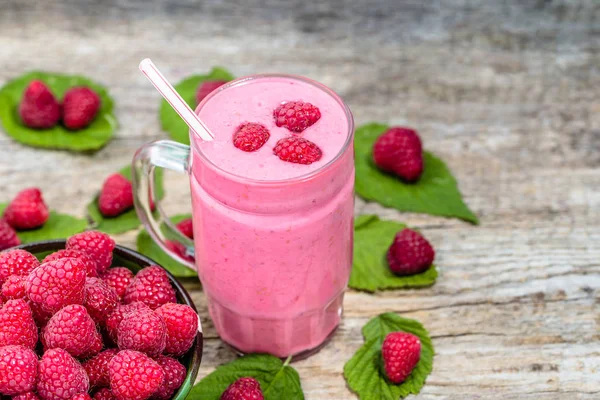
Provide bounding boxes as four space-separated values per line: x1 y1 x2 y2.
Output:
1 1 599 399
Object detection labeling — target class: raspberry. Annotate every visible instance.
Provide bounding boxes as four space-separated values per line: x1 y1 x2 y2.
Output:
0 249 39 285
0 345 38 395
220 377 264 400
273 101 321 133
43 249 99 278
66 231 115 274
233 123 270 152
176 218 194 239
37 348 90 400
165 241 194 263
0 218 20 251
273 137 322 165
83 349 118 389
0 299 38 349
105 302 150 344
84 278 119 324
71 394 92 400
108 350 164 400
13 392 40 400
373 127 424 182
62 87 101 130
93 389 117 400
43 304 103 358
2 275 26 300
382 331 421 384
19 80 61 129
100 267 133 301
150 356 186 400
196 80 227 105
25 257 86 313
387 228 435 276
155 303 198 356
117 309 166 357
98 174 133 218
123 266 176 310
3 188 50 230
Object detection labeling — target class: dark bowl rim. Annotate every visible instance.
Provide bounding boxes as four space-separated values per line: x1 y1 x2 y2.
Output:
14 239 203 399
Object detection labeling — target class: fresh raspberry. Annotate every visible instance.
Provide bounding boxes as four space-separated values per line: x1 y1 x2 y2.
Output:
0 218 20 251
0 299 38 349
165 241 194 263
104 302 150 344
98 174 133 218
100 267 133 301
108 350 164 400
273 101 321 133
71 394 92 400
117 308 166 357
196 80 227 105
83 349 118 389
176 218 194 239
43 249 99 278
19 80 61 129
66 231 115 274
0 345 38 395
233 123 270 152
273 137 322 165
387 228 435 276
373 127 424 182
3 188 50 230
62 87 101 130
93 388 117 400
13 392 41 399
123 266 176 310
1 275 26 300
155 303 198 356
0 249 39 285
43 304 103 358
37 348 90 400
25 257 86 313
84 278 119 324
150 356 186 400
220 377 264 400
382 331 421 384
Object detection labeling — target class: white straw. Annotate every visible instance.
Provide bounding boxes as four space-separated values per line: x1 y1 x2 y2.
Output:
139 58 214 141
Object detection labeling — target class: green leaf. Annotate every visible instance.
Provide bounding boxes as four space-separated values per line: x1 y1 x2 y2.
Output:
344 313 434 400
87 165 164 234
355 123 478 224
188 354 304 400
136 213 197 278
0 71 116 151
159 67 235 144
350 215 437 292
0 203 87 243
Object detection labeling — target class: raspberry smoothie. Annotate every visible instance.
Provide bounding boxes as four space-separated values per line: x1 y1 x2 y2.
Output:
189 75 354 357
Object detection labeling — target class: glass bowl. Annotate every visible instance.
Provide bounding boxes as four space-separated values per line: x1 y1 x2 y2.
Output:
15 239 203 400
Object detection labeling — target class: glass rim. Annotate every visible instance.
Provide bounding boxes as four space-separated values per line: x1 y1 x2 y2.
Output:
190 73 354 186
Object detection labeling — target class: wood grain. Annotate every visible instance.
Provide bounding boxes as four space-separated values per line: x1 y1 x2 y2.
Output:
0 1 599 398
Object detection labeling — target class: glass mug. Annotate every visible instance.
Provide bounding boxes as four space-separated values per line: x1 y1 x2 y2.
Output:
132 74 355 358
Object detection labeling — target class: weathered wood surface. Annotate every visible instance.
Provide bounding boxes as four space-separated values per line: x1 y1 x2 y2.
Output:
1 1 599 398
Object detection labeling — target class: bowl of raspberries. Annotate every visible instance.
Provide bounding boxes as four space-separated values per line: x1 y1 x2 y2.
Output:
0 230 202 400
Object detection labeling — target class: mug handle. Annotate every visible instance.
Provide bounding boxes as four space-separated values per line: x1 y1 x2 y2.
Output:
131 140 196 271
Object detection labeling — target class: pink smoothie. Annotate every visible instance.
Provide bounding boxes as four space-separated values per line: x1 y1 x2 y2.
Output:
189 75 354 357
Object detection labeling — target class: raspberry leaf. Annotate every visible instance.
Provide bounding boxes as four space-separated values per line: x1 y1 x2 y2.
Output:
136 213 196 278
87 165 164 234
355 123 478 224
159 67 235 144
0 203 87 243
0 71 116 151
350 215 437 292
188 354 304 400
344 313 434 400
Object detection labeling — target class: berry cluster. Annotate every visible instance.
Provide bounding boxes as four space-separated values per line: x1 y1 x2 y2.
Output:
19 80 101 131
0 188 50 251
0 230 199 400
